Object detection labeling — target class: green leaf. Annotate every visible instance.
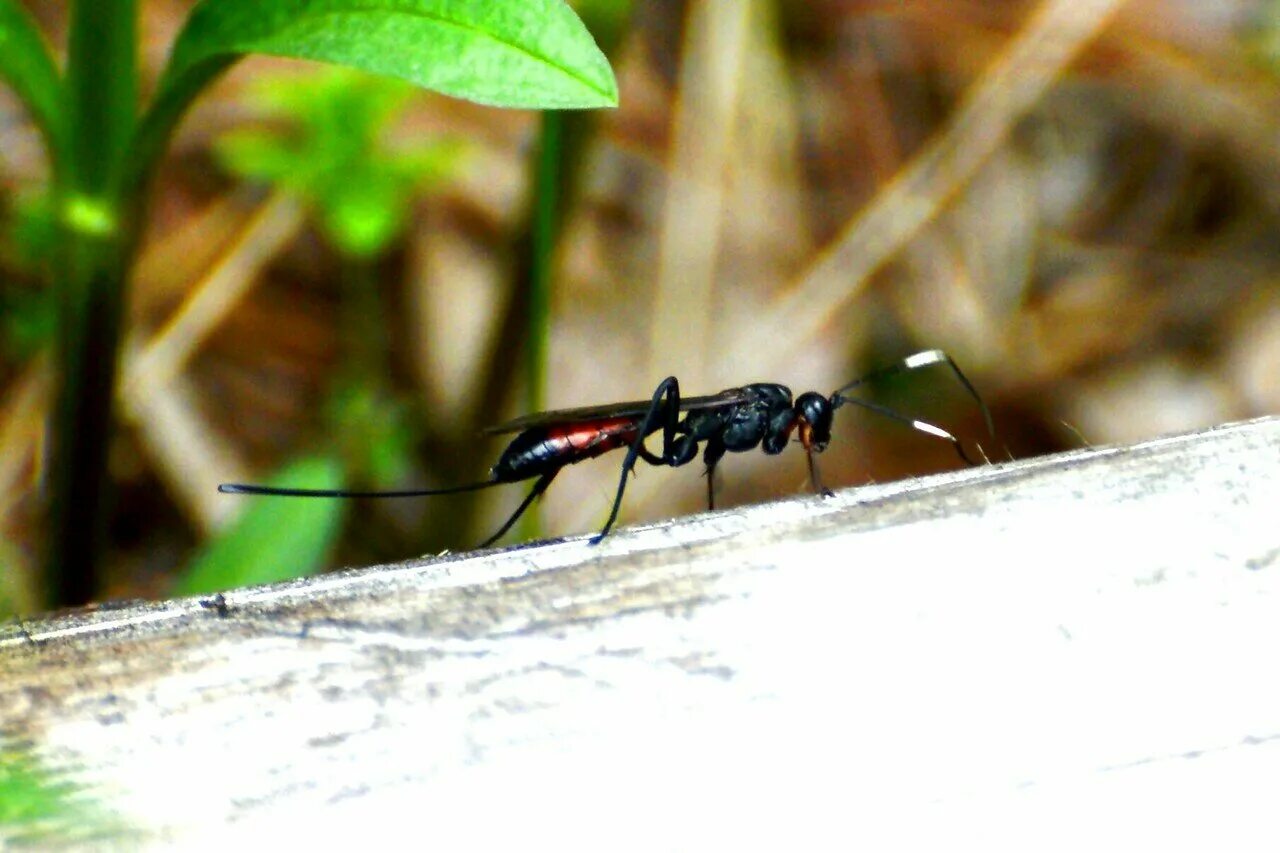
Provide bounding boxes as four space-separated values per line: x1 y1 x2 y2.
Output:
162 0 616 110
0 0 66 169
130 0 612 199
174 456 347 596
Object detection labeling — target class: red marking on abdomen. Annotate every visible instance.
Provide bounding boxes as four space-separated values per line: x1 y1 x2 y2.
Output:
547 417 642 460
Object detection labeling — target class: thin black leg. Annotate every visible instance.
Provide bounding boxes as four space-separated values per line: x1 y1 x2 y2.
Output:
637 446 666 466
806 445 834 496
702 438 726 510
592 376 680 544
480 470 558 548
17 619 37 647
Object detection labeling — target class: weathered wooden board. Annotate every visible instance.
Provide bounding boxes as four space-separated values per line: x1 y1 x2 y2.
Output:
2 417 1278 848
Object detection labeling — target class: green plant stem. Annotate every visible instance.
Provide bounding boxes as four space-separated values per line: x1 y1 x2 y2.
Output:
516 111 564 542
521 1 630 424
44 0 138 608
528 111 563 416
343 255 392 380
66 0 137 188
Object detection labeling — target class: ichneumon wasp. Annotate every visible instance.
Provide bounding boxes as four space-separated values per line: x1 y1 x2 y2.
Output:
219 349 993 548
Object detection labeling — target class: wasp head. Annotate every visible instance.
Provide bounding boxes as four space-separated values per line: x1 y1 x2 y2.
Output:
795 392 833 451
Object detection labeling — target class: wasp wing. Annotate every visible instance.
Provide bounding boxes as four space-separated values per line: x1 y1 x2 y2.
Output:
483 389 749 435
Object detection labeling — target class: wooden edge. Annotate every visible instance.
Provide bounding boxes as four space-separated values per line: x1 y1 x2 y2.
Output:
1 416 1278 848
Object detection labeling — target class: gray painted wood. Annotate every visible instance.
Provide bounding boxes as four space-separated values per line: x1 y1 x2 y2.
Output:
2 416 1278 848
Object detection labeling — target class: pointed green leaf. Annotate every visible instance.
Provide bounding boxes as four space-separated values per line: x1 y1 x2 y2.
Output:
128 0 614 196
0 0 66 167
174 456 347 596
161 0 616 110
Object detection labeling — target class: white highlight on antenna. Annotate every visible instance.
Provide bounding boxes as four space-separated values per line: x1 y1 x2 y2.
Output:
912 420 952 440
904 349 946 369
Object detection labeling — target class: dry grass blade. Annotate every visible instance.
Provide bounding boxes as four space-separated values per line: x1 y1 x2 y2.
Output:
124 191 304 399
723 0 1131 369
647 0 754 390
120 345 255 534
120 191 306 533
0 355 50 526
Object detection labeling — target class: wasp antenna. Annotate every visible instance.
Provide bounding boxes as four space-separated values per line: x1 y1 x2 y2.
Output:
217 480 500 499
832 349 994 439
829 397 978 466
903 349 948 369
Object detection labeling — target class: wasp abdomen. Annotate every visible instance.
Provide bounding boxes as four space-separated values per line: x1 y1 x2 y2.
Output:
493 418 645 482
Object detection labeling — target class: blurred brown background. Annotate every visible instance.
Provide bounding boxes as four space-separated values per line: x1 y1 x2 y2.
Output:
2 0 1279 607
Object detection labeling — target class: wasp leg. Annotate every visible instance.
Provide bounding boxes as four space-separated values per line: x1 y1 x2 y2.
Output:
702 438 726 510
637 445 666 467
480 470 558 548
806 444 834 497
593 376 680 544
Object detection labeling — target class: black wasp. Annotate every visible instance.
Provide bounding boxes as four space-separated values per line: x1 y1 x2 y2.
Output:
220 349 993 548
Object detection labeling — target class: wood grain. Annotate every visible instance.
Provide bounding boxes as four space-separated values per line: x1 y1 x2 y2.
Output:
3 416 1278 848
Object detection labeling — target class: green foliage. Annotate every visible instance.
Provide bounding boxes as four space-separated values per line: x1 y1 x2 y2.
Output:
128 0 619 198
1 192 58 361
0 741 128 843
0 0 67 168
128 0 619 187
0 748 75 828
216 69 465 257
215 69 442 505
0 0 618 606
0 744 119 843
4 190 59 269
324 377 417 489
173 456 347 596
0 284 55 365
162 0 617 110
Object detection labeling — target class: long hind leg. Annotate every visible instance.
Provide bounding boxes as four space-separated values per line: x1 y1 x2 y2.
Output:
479 471 558 548
592 376 680 544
